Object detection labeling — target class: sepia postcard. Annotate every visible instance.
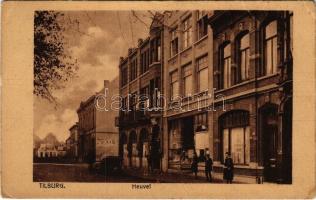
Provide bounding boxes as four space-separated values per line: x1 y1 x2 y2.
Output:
1 1 316 198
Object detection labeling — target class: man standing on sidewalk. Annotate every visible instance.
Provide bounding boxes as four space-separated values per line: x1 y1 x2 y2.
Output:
205 154 213 182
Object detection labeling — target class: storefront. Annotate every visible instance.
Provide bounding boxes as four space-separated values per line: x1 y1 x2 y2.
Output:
168 112 209 170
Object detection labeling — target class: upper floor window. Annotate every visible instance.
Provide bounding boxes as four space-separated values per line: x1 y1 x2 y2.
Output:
196 55 208 92
264 20 278 75
182 16 192 49
150 37 161 63
182 63 193 96
219 43 231 89
121 67 128 86
239 33 250 81
141 49 150 74
130 59 137 81
170 70 179 100
196 11 208 40
170 28 178 57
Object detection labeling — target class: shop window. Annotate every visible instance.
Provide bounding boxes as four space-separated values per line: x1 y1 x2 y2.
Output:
220 110 250 165
168 120 181 163
196 11 208 40
182 16 192 49
170 70 179 100
170 28 178 57
264 20 278 75
196 55 208 92
182 63 193 97
195 112 208 132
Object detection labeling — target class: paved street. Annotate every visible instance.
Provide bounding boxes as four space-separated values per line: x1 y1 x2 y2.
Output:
33 163 150 182
33 163 225 183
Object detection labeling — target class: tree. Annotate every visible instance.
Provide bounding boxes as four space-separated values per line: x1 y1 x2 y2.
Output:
34 11 77 103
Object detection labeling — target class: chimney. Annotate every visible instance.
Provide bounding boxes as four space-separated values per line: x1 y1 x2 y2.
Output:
138 38 143 46
128 48 133 55
104 80 110 88
119 57 124 63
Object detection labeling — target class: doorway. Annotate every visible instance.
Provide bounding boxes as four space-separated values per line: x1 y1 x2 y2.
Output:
181 116 195 151
260 104 278 182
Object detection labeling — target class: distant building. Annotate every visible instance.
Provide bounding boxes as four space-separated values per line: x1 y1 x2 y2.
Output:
57 143 67 157
70 123 79 160
37 143 58 158
77 79 119 163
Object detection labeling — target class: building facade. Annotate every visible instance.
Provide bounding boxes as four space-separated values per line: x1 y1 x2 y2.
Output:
118 14 164 171
161 10 214 172
208 11 293 183
66 123 79 161
77 79 119 163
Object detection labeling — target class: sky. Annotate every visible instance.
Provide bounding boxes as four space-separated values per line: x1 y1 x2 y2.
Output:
34 11 154 142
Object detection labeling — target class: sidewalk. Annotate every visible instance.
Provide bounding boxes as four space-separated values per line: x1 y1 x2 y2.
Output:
123 168 227 183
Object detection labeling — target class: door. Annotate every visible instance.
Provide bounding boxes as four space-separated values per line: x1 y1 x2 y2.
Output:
260 104 278 182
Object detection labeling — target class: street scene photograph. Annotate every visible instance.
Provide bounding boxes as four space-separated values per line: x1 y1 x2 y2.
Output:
33 10 293 184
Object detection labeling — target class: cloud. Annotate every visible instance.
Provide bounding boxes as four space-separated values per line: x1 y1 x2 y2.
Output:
72 26 124 67
36 109 78 142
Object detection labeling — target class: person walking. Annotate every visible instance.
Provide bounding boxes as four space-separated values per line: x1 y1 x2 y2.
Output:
205 154 213 182
191 151 198 179
223 152 234 184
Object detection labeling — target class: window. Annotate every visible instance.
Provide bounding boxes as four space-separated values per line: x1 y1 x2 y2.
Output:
150 38 161 63
239 33 250 81
170 29 178 57
182 16 192 49
221 43 231 89
121 66 128 86
183 64 193 96
130 58 137 81
157 38 161 61
196 11 208 40
196 55 208 92
141 49 150 74
195 113 208 131
264 20 278 75
220 110 250 165
170 70 179 100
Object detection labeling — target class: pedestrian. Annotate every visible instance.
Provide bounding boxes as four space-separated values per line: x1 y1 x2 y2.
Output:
205 154 213 182
191 151 198 179
223 152 234 184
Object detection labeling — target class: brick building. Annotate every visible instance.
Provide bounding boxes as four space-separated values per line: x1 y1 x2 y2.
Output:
77 79 119 163
118 10 293 183
161 10 214 172
208 11 293 183
118 13 164 170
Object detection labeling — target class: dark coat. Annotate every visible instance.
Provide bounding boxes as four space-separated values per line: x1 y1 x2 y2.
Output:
223 157 234 180
191 155 198 173
205 157 213 172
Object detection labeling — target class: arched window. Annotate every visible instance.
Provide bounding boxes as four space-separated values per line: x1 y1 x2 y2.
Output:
219 110 250 165
219 42 231 89
264 20 278 75
239 33 250 81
